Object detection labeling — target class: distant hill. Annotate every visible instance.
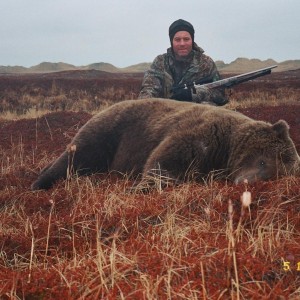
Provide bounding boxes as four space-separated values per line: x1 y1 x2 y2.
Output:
121 63 152 73
0 58 299 74
215 58 300 73
0 65 28 73
216 58 277 73
30 62 77 72
83 62 120 73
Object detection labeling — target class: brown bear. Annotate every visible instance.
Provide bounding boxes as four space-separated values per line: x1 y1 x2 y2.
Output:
31 99 300 190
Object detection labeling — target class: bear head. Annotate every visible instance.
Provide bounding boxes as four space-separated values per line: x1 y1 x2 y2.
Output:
229 120 300 184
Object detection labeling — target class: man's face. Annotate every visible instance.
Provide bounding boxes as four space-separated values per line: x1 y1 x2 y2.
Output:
172 31 193 59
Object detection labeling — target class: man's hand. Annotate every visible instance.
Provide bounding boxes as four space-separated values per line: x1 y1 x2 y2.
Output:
171 88 192 101
193 86 228 106
193 86 211 102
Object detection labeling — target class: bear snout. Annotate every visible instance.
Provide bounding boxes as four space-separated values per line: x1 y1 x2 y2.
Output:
232 161 276 185
233 170 271 185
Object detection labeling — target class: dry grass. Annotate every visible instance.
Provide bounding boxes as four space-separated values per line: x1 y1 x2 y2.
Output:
227 87 300 110
1 139 299 298
0 72 300 298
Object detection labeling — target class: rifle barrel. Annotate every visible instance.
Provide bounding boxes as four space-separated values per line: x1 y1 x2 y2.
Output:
199 65 278 89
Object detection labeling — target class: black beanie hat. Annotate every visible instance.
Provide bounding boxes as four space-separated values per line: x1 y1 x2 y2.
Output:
169 19 195 44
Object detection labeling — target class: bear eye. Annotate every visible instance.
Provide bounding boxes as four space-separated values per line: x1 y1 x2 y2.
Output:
259 160 266 166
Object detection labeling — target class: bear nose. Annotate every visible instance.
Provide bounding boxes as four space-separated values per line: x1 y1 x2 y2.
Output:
234 174 257 185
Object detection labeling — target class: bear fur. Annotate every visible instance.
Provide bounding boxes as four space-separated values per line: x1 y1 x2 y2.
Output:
31 99 300 190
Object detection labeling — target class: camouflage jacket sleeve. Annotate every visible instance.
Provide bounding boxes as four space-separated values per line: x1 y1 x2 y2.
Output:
138 54 168 99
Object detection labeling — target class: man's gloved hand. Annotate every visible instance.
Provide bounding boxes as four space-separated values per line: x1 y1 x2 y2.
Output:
171 88 192 101
192 86 228 106
192 86 211 103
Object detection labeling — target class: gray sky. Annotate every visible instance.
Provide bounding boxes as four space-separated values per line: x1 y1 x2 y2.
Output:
1 0 299 68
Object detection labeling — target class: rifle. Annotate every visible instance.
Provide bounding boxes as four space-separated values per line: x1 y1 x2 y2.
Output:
171 65 278 92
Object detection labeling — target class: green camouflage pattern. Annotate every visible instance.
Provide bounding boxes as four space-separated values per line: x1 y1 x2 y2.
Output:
138 43 227 105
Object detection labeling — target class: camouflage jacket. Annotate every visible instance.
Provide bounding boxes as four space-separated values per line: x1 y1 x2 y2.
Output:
138 43 227 105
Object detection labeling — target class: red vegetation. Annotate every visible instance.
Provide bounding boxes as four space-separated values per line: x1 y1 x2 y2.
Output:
0 71 300 299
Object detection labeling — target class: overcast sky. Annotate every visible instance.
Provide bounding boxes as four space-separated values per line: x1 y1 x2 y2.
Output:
1 0 299 68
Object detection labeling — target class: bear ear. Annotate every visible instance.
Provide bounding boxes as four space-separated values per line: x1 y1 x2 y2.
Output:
272 120 290 139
